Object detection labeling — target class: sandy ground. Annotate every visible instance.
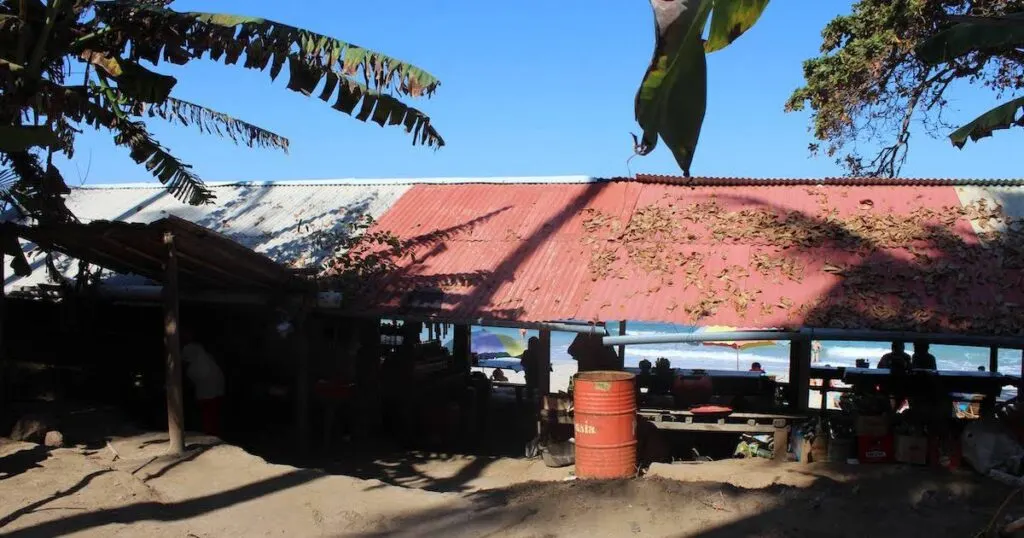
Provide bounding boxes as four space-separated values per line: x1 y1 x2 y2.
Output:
3 429 1023 538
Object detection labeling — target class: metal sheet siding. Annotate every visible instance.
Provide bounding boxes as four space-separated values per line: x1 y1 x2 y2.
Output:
366 181 1006 331
5 182 408 293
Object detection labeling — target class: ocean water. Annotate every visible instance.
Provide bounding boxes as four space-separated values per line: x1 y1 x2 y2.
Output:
455 321 1021 398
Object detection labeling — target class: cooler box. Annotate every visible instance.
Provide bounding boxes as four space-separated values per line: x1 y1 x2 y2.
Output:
858 435 894 463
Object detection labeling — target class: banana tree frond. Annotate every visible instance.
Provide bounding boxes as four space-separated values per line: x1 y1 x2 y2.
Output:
111 118 212 204
2 151 73 224
950 96 1024 148
705 0 770 53
91 1 443 146
80 50 177 102
92 2 439 97
0 125 58 151
315 74 443 148
917 13 1024 65
145 97 289 152
52 83 214 205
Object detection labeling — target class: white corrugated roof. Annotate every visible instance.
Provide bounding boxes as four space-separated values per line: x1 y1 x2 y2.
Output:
4 180 412 294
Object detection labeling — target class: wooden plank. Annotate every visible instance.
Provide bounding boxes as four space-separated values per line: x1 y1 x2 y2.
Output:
163 232 185 455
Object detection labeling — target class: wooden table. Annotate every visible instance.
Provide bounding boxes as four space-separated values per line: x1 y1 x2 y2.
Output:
638 408 803 461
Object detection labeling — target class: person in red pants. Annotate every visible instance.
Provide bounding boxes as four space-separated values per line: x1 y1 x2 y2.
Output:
182 329 226 437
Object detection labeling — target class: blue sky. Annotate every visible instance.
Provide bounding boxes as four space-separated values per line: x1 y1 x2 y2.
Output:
56 1 1022 186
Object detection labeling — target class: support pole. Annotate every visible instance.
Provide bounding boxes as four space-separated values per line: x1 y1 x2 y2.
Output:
453 325 470 373
788 338 812 411
617 320 627 368
990 346 999 373
538 330 551 397
293 310 311 458
0 258 6 405
163 232 185 455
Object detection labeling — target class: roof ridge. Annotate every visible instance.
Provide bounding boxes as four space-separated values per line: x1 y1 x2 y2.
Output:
635 175 1024 187
74 175 1024 191
73 176 612 190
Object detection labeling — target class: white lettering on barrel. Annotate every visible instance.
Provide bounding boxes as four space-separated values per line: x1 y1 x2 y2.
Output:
575 423 597 435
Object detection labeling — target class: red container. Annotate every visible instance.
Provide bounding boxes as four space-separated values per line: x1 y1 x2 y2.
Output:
573 371 637 479
857 435 894 463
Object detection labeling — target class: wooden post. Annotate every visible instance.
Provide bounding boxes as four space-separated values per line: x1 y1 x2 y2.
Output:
617 320 627 369
163 232 185 455
990 346 999 373
0 257 6 405
293 310 310 457
788 338 812 411
538 330 551 397
773 419 789 462
453 324 470 373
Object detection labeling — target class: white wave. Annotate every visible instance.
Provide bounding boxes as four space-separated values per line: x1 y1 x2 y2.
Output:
822 345 891 361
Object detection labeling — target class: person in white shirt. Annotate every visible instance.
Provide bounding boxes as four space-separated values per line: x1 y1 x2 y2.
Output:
181 328 225 436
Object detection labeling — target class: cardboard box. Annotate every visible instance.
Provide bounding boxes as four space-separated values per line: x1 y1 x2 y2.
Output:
895 435 928 465
856 415 890 436
858 435 894 463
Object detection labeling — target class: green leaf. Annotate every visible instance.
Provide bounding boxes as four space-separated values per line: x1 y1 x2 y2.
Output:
80 51 178 103
949 96 1024 148
634 0 713 175
92 1 444 147
705 0 770 53
145 97 289 153
59 84 214 205
660 40 707 174
917 13 1024 65
0 126 58 152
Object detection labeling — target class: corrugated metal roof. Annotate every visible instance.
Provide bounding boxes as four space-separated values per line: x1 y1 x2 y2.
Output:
360 181 1024 336
4 181 409 293
636 174 1024 187
7 216 307 291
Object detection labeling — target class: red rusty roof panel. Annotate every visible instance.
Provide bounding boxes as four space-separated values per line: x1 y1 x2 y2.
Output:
355 180 1024 336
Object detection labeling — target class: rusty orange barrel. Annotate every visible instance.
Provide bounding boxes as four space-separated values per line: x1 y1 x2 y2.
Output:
573 371 637 479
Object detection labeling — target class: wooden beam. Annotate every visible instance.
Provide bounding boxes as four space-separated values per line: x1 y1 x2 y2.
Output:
990 346 999 373
163 232 185 455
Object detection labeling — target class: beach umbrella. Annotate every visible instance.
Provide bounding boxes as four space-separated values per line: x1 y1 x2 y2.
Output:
445 329 525 359
696 326 778 370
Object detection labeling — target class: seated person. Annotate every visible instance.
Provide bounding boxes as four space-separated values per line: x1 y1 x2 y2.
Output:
877 341 911 371
490 368 509 382
911 341 937 370
749 361 764 373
